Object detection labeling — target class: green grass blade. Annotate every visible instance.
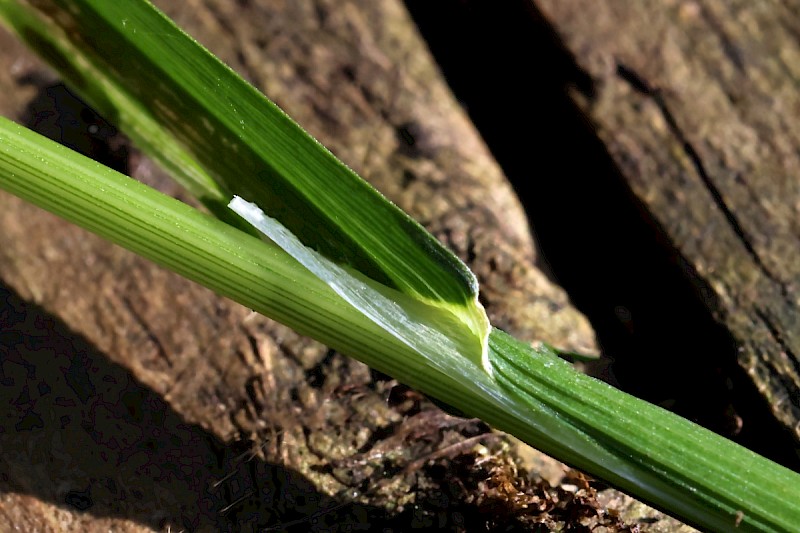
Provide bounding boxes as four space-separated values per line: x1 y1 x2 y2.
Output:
3 2 800 531
0 116 478 399
0 0 479 308
0 0 227 210
0 0 489 370
487 330 800 533
2 113 800 533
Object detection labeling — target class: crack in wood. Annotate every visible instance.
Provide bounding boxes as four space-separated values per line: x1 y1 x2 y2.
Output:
698 2 746 73
615 62 785 290
752 307 800 413
120 295 173 368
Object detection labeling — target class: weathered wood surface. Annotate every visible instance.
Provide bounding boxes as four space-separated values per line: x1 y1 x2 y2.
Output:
0 0 700 531
531 0 800 441
401 0 800 467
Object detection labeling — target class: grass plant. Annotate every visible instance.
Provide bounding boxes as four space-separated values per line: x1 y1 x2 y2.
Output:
0 1 798 531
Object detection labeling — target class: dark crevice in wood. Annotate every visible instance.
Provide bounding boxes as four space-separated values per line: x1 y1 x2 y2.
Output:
697 3 746 72
753 308 800 400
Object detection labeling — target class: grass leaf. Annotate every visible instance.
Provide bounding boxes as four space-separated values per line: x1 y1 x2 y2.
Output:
0 0 490 368
2 2 800 532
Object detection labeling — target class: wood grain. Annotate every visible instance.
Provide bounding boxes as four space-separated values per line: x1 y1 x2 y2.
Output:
534 0 800 441
0 0 697 530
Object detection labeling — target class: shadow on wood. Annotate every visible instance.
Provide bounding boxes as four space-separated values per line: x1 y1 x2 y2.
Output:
404 0 799 471
0 281 366 531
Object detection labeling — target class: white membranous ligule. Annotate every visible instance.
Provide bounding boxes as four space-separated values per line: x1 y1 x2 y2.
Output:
229 196 492 378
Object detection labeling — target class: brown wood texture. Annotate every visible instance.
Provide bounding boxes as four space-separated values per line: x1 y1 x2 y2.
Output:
0 0 694 531
401 0 800 468
532 0 800 441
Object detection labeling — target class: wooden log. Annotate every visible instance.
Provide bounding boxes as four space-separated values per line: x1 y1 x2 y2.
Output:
402 0 800 467
0 0 693 530
531 0 800 444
